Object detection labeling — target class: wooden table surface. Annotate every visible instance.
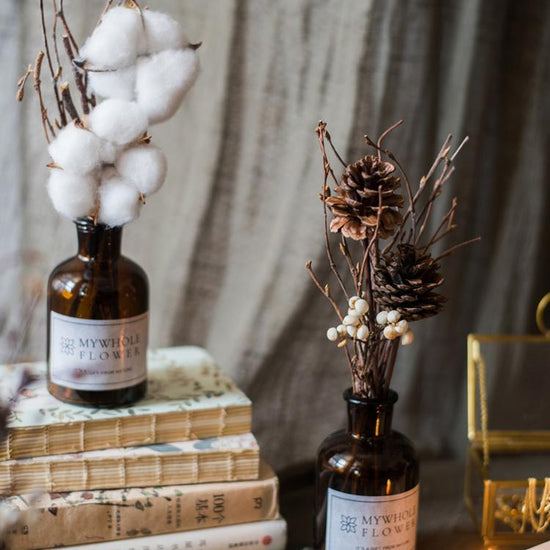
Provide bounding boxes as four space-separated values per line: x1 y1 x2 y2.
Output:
279 459 487 550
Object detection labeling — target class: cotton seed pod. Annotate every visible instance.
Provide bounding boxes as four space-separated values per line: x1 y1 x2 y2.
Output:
347 325 358 338
348 296 359 308
135 48 200 124
387 310 401 323
336 324 347 336
326 327 338 342
139 10 188 55
395 319 409 335
48 122 104 175
354 298 369 316
87 65 137 101
383 325 398 340
98 173 141 227
401 330 415 346
356 324 370 341
343 314 359 326
47 170 97 220
80 7 143 70
376 311 388 325
115 144 167 196
88 99 148 146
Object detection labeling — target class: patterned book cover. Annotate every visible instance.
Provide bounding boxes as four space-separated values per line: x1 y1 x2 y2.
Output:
2 346 251 460
0 433 259 496
3 461 278 550
42 518 288 550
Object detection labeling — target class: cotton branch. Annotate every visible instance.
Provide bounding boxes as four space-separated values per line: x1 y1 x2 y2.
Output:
60 82 80 123
62 35 90 114
33 51 56 142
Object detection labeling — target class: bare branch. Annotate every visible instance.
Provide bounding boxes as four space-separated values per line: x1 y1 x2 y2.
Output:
33 51 56 142
60 81 80 122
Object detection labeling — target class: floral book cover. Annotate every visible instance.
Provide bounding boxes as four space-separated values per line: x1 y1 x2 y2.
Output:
1 347 252 460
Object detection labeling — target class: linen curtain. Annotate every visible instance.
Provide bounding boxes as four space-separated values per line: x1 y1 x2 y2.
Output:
1 0 549 470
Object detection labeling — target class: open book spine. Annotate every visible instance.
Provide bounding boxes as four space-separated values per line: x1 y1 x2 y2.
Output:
0 442 259 496
3 463 278 550
1 405 251 461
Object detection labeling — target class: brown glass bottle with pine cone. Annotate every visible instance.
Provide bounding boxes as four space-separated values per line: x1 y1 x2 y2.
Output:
47 218 148 407
314 389 419 550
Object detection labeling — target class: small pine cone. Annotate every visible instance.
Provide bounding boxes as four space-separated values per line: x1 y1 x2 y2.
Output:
373 244 446 321
326 155 403 240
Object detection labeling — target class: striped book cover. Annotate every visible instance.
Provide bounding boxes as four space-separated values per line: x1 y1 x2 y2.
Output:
0 433 259 496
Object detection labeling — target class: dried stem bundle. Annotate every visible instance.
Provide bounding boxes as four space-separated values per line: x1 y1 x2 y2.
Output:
307 121 479 398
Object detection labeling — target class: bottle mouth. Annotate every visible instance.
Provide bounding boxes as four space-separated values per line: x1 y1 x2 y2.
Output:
343 388 398 406
74 217 118 232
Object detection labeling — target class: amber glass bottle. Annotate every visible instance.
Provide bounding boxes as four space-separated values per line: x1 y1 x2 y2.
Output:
314 389 419 550
47 219 148 407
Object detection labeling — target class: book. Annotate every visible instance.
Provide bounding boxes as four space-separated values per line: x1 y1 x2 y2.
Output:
3 460 279 550
2 346 252 461
42 518 288 550
0 433 259 496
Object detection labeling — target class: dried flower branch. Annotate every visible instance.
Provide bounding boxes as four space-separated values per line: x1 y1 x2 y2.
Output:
308 121 480 398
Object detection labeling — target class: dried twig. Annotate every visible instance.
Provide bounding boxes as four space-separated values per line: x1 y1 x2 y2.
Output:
62 35 89 114
33 51 56 142
60 82 80 123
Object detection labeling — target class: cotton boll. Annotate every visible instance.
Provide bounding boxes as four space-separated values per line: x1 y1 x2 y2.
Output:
98 173 141 227
99 140 121 165
87 65 137 101
48 122 103 174
88 99 148 146
47 170 97 220
115 144 167 196
136 48 200 124
140 10 188 54
80 7 143 69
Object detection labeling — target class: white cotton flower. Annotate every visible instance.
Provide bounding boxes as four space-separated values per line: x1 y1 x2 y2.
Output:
343 314 359 326
87 65 137 101
47 170 97 219
387 310 401 323
48 122 103 174
356 324 370 341
88 99 148 146
395 319 409 335
401 330 414 346
80 7 143 69
326 327 338 342
98 140 121 165
354 299 369 316
115 144 167 196
135 48 200 124
140 10 188 55
376 311 388 325
98 171 140 227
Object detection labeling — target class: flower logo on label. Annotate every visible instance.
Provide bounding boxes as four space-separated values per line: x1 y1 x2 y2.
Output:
340 515 357 534
60 337 75 356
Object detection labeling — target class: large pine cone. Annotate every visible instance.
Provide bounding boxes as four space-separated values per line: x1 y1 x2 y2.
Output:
326 155 403 240
373 244 446 321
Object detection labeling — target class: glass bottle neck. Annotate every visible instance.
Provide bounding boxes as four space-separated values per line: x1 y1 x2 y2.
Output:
76 220 122 262
344 389 397 438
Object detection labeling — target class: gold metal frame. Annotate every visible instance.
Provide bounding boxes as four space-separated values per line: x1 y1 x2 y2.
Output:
465 293 550 547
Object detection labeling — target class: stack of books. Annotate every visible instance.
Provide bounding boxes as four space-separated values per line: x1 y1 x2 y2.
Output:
1 347 286 549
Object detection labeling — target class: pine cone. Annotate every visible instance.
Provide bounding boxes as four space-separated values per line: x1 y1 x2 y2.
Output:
373 244 446 321
326 155 403 240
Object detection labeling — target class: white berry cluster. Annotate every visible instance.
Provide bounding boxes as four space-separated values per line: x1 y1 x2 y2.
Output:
326 296 370 343
376 310 414 345
46 7 199 227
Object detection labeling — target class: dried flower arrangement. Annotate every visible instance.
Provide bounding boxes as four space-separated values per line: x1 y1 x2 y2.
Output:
307 120 479 398
17 0 200 227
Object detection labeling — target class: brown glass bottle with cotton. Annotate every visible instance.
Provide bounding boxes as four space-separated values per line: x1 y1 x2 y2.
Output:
47 218 148 407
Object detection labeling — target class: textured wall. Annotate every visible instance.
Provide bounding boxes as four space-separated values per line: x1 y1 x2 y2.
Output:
1 0 549 470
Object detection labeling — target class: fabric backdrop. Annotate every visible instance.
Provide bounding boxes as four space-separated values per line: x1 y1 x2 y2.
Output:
0 0 549 471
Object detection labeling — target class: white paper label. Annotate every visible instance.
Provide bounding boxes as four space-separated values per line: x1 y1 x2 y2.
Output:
326 485 419 550
50 311 148 391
